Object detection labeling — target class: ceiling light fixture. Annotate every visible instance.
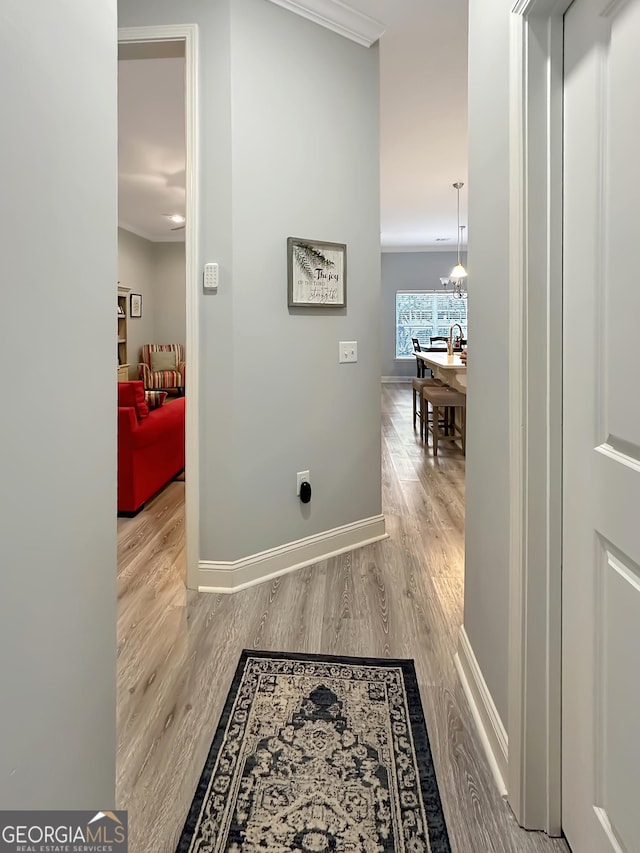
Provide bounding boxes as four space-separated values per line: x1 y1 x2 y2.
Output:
163 213 186 232
441 182 467 299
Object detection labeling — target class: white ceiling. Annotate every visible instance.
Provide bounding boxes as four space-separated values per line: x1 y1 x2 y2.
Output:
118 55 186 243
117 0 468 249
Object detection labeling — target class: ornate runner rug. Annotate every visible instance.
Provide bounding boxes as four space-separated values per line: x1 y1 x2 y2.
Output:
176 650 451 853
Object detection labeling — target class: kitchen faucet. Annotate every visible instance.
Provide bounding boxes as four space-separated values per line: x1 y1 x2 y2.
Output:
448 323 463 356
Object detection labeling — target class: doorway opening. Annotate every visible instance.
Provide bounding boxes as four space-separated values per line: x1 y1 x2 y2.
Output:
116 25 199 591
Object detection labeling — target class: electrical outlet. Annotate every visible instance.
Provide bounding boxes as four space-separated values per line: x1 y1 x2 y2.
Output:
296 470 310 496
339 341 358 363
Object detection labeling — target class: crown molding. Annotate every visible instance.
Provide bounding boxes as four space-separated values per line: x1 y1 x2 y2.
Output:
118 220 186 244
118 220 156 243
265 0 385 47
381 244 460 254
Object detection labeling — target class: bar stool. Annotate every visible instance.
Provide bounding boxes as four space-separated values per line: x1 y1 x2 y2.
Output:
412 376 440 431
422 385 466 455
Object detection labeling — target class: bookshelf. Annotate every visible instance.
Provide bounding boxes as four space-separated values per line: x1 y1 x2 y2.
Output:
117 285 130 381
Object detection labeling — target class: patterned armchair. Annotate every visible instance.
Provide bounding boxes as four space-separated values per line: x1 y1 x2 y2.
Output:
138 344 186 393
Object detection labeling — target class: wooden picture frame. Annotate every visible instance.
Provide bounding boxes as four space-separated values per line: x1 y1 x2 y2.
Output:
130 293 142 318
287 237 346 308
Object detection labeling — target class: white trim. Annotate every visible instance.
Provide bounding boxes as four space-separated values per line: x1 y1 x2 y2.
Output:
596 442 640 472
117 23 194 44
198 515 388 593
381 245 458 254
455 627 508 796
118 24 200 592
117 219 178 244
381 376 412 384
507 7 527 825
507 0 568 834
593 808 626 853
264 0 385 47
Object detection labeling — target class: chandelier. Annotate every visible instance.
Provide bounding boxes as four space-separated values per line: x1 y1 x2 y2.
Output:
440 181 467 299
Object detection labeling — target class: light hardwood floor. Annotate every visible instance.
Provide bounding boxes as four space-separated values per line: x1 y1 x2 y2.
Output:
116 384 570 853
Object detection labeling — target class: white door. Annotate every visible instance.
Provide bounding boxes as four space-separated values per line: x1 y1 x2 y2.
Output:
563 0 640 851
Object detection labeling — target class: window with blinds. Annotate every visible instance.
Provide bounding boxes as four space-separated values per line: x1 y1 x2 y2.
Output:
395 291 467 358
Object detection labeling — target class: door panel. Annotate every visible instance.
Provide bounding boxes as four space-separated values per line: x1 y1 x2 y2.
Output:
563 0 640 851
599 547 640 849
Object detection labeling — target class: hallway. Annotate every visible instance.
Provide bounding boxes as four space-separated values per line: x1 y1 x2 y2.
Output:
116 385 569 853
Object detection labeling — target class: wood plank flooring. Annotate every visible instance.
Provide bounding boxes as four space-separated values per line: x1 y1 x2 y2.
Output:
116 384 570 853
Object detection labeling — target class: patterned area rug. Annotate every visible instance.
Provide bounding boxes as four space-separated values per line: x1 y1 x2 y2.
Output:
176 650 451 853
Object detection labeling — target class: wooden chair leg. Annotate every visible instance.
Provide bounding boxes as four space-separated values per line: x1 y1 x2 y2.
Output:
413 387 418 429
451 405 465 455
432 405 440 455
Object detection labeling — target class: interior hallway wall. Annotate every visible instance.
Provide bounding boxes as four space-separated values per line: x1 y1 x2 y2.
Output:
228 0 381 557
463 0 512 725
118 0 382 564
1 0 117 807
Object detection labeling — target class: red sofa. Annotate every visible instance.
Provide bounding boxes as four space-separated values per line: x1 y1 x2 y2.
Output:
117 381 185 515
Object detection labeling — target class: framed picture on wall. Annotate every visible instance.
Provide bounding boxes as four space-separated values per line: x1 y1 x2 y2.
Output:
130 293 142 318
287 237 347 308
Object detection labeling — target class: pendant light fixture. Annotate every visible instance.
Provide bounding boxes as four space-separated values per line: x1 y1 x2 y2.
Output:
450 181 467 280
441 181 467 299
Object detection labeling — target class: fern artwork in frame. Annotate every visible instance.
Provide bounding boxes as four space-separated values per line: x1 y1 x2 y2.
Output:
287 237 346 308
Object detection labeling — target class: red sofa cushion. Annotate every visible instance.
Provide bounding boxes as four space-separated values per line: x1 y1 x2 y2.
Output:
130 396 184 449
118 380 149 420
117 386 185 514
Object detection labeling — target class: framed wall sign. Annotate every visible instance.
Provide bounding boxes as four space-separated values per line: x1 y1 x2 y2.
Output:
130 293 142 318
287 237 347 308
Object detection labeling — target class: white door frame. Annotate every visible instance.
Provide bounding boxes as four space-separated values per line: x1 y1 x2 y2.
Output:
118 24 200 591
507 0 571 834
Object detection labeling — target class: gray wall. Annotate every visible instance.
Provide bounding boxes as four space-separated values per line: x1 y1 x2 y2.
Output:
118 0 382 562
119 0 235 561
0 0 117 807
117 229 186 375
381 250 461 379
153 242 186 347
463 0 511 724
118 228 156 377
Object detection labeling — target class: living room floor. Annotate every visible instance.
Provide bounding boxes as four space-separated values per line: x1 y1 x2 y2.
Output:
115 385 569 853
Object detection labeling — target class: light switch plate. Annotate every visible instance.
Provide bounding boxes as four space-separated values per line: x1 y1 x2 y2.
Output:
339 341 358 363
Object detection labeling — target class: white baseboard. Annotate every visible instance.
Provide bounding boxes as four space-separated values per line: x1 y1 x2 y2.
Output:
455 626 508 796
198 514 388 594
381 376 412 384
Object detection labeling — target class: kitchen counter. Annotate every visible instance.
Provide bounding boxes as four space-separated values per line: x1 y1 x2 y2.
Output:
415 351 467 394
